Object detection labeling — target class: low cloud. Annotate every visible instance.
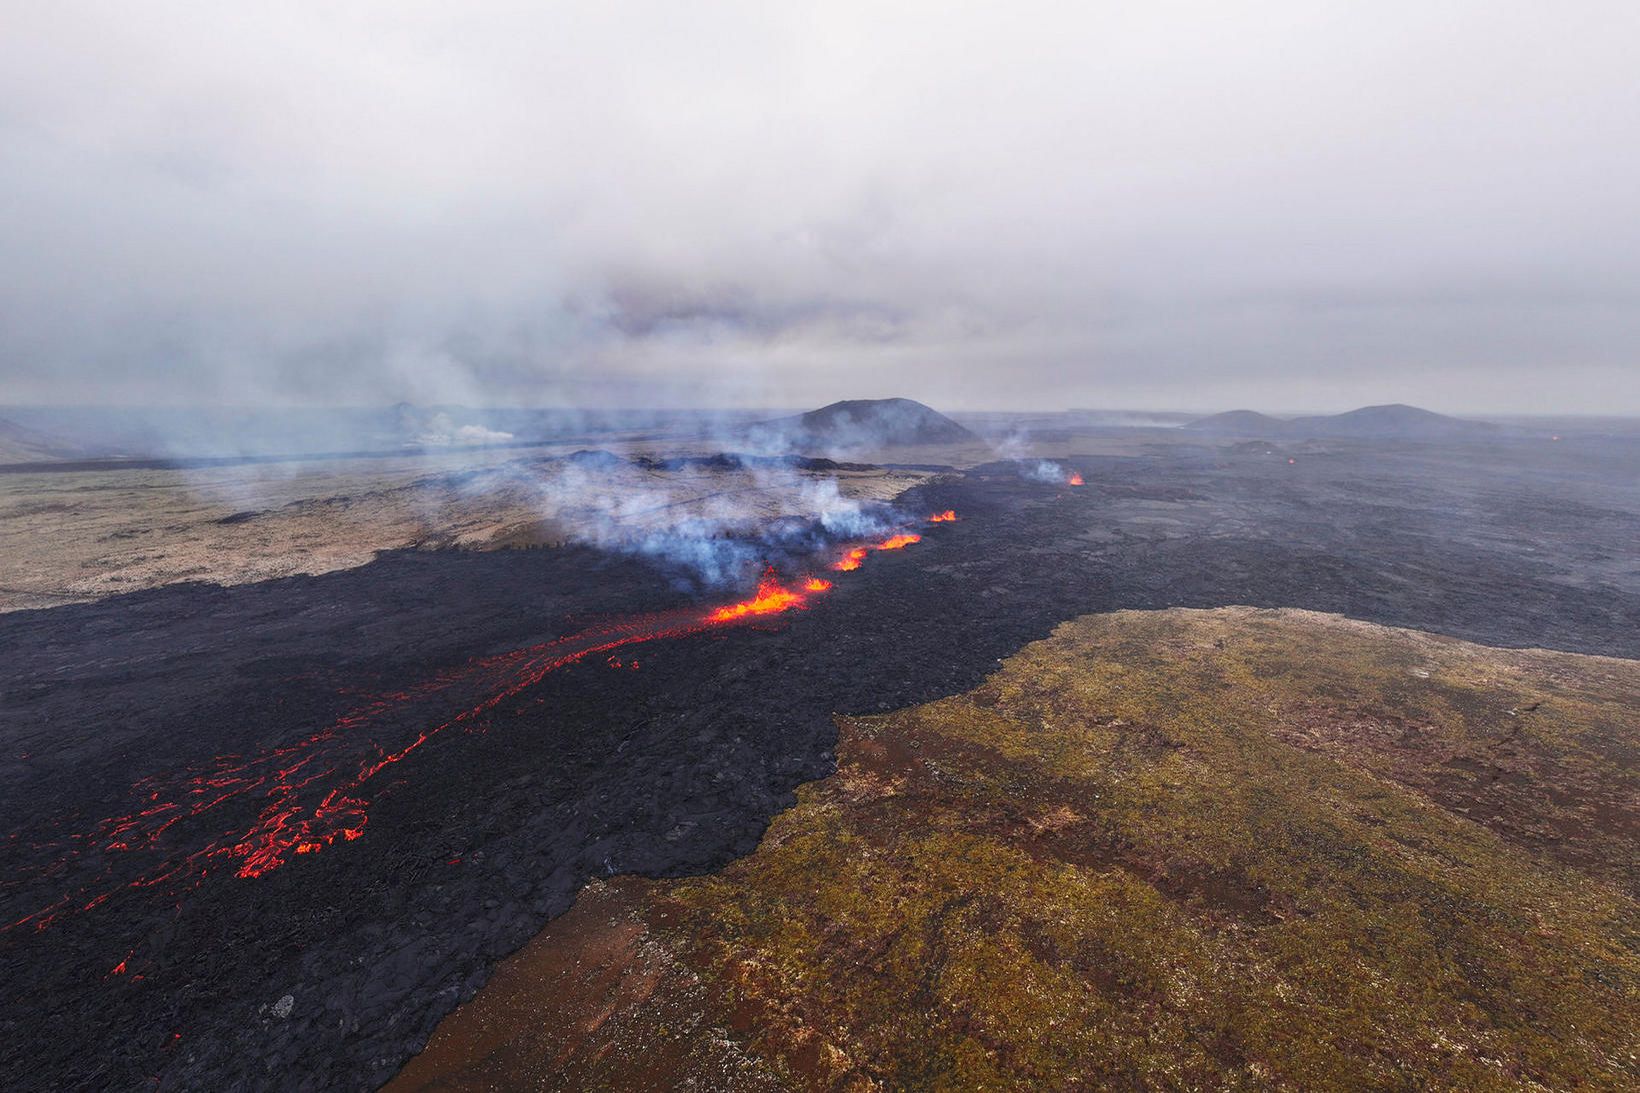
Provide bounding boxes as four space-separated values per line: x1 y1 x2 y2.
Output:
2 2 1637 414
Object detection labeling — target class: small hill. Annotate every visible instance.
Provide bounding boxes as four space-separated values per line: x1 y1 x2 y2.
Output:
0 417 81 463
1186 404 1497 440
1288 403 1496 439
1183 410 1291 435
779 398 976 449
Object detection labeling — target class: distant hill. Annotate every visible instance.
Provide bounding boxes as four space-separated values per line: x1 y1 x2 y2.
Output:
1185 404 1497 440
1182 410 1291 435
0 417 81 463
774 398 976 449
1287 404 1497 439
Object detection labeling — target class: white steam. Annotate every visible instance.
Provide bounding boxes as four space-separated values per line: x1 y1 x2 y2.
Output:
1022 460 1070 484
416 413 514 447
441 449 910 590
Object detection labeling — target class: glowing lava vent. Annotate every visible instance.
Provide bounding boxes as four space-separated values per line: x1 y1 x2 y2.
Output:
706 568 827 623
833 547 869 572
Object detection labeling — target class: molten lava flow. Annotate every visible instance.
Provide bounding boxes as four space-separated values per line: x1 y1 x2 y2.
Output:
1067 472 1085 486
2 564 845 938
833 546 868 572
929 510 958 522
830 523 940 574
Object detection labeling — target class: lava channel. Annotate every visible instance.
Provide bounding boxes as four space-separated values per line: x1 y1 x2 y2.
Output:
4 506 961 943
830 528 930 572
2 568 837 937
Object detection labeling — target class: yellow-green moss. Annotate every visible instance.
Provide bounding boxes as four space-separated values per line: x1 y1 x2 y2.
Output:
654 608 1639 1090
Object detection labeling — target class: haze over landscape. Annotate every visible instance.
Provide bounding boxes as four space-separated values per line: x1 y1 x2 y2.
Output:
2 6 1638 1092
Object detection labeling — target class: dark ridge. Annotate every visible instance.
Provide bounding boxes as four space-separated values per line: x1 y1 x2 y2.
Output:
561 449 628 469
779 397 977 448
1182 409 1291 434
1287 403 1499 438
628 452 878 473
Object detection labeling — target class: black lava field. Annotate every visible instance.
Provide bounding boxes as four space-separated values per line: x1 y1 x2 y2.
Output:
3 439 1638 1090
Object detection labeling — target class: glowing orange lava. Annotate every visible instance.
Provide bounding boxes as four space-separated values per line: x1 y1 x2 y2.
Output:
705 568 823 623
876 533 922 550
5 565 853 937
929 510 958 522
833 546 868 571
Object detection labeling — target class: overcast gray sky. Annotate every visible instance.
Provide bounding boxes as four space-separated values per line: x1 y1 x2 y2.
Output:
2 2 1637 413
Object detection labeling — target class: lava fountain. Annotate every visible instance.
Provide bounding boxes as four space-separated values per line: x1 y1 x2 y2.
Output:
706 568 824 623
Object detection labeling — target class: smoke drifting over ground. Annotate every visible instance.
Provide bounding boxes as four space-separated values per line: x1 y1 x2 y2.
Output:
488 451 909 589
1020 459 1073 484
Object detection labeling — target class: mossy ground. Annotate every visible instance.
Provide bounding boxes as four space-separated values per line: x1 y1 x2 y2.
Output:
393 608 1639 1091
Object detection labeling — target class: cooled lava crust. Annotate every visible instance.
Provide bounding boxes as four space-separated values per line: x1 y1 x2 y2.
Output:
2 445 1638 1090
